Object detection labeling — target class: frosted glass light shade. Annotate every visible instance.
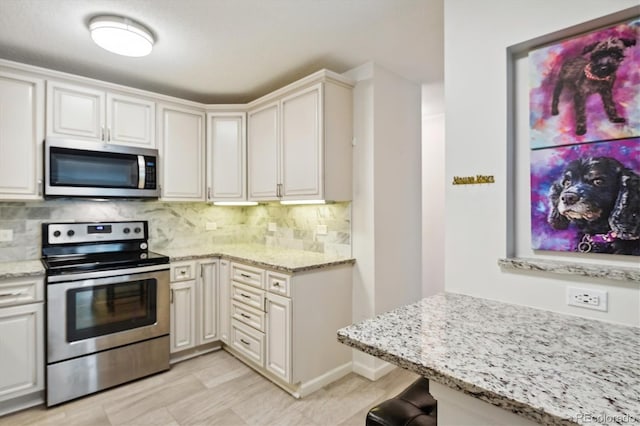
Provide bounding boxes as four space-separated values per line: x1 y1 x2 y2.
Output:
89 16 154 57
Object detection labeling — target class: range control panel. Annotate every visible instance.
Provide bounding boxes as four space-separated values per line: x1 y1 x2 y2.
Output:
44 221 148 245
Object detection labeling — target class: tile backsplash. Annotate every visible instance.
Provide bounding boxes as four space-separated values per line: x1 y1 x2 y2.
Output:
0 200 351 262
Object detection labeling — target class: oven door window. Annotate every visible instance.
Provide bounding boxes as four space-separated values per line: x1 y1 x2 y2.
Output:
66 279 157 342
50 147 139 188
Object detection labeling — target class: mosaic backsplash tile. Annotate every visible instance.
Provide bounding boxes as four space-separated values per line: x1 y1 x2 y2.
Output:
0 200 351 262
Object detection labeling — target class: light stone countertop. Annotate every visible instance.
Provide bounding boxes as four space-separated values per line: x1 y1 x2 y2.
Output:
337 292 640 426
154 243 355 273
0 260 45 279
0 245 354 279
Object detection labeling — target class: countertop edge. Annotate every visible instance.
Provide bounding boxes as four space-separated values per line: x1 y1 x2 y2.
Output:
498 257 640 283
167 251 355 273
336 333 576 426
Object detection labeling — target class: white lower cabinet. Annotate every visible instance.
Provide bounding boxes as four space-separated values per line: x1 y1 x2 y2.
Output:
225 261 352 397
0 277 44 415
265 292 292 383
169 259 219 357
169 279 196 353
219 260 230 344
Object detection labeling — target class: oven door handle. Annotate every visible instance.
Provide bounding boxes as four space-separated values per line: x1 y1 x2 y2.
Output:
47 263 169 283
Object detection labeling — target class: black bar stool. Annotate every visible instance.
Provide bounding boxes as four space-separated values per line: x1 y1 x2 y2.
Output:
366 377 437 426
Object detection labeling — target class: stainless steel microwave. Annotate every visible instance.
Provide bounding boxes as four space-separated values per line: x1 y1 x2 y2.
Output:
44 138 160 198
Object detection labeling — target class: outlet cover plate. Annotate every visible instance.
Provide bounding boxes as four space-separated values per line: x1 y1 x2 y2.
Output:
206 222 217 231
567 287 608 312
268 222 277 232
316 224 328 235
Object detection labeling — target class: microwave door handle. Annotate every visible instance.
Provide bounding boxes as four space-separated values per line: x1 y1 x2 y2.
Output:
137 156 146 189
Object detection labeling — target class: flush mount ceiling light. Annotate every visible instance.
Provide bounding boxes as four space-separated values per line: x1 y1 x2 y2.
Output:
89 15 154 57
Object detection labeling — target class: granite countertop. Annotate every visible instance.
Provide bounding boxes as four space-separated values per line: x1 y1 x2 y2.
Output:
153 243 355 273
0 245 354 279
337 292 640 426
0 260 45 279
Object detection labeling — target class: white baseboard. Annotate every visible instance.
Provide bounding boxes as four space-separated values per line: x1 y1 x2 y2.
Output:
352 360 396 381
296 362 353 398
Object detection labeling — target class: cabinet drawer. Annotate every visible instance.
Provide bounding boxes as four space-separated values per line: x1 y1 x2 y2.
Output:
266 271 290 297
231 319 264 366
231 263 264 289
231 282 265 311
231 301 265 332
0 278 43 307
171 261 196 282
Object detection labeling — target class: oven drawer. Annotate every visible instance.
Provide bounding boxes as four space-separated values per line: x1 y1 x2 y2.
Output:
231 263 264 289
230 319 264 366
231 281 265 311
0 278 43 307
171 261 196 282
231 300 265 332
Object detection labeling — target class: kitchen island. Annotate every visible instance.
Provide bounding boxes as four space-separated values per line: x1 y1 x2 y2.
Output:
337 293 640 426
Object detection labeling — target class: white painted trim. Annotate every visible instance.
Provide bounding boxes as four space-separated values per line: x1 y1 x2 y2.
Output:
0 391 44 417
352 359 396 381
296 361 352 398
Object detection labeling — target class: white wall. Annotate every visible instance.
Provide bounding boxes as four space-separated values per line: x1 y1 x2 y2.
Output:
346 62 422 378
444 1 640 326
422 82 445 297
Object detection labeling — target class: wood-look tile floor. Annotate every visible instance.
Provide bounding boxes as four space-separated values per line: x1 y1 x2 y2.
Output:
1 350 418 426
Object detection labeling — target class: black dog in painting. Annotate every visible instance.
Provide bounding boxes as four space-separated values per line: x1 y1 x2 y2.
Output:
547 157 640 255
550 36 636 136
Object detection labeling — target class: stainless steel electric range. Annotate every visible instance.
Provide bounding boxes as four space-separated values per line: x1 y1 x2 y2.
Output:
41 220 170 406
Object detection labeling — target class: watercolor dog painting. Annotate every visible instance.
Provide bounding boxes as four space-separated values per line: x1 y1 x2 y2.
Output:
530 138 640 256
529 18 639 149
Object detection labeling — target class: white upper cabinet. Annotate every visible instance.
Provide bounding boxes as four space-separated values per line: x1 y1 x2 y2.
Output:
281 84 322 199
46 80 155 147
247 71 353 202
0 70 44 200
158 103 206 201
206 112 247 202
247 102 279 201
106 93 155 147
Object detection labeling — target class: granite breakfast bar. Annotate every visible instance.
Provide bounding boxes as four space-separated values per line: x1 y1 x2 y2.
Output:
338 293 640 426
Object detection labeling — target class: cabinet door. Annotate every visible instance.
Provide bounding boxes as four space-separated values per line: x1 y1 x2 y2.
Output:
281 84 322 199
0 71 44 200
170 280 196 353
106 93 155 147
198 260 218 345
207 113 246 201
247 102 279 200
46 81 105 141
0 303 44 401
219 260 230 344
265 292 292 383
159 104 205 201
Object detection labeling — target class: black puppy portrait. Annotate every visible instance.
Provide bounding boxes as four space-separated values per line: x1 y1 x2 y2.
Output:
547 156 640 255
551 36 636 136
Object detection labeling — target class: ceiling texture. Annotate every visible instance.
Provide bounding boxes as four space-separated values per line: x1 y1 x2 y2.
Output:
0 0 443 104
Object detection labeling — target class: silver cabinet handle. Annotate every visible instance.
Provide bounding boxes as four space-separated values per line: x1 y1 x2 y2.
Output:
240 338 250 345
240 273 251 279
101 127 105 141
37 179 43 196
240 293 250 298
107 127 111 142
0 292 23 298
240 313 251 319
272 282 280 287
170 289 174 304
207 187 212 200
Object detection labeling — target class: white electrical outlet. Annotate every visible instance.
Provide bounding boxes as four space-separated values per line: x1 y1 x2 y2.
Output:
0 229 13 242
316 224 328 235
567 287 608 312
268 222 277 232
205 222 217 231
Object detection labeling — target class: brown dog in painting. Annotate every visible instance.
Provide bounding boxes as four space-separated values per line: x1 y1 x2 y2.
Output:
550 36 636 136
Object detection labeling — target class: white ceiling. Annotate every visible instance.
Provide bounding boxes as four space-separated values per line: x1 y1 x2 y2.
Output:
0 0 443 104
